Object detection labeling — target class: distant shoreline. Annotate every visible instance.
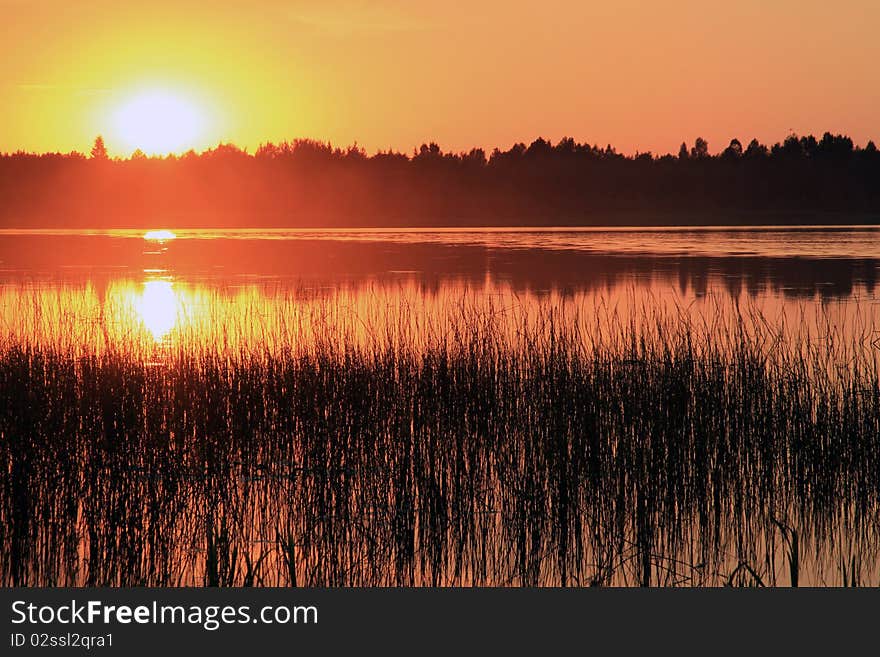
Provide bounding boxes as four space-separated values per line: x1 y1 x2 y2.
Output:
3 133 879 229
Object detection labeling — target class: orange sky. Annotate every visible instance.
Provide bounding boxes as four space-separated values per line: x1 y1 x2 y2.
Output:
2 0 879 157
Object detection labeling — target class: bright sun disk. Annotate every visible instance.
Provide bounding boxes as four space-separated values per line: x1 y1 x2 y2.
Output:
112 90 204 155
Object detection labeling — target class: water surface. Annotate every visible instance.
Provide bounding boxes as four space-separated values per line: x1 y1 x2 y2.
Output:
1 225 878 350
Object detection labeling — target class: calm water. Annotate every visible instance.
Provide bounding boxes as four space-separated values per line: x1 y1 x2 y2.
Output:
1 225 879 350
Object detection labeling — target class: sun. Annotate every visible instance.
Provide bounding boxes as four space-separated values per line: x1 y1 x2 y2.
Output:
111 90 205 155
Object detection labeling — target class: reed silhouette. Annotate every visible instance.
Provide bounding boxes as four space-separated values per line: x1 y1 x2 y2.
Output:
2 294 879 586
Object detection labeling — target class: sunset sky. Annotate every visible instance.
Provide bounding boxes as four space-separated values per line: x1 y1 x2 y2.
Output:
2 0 879 157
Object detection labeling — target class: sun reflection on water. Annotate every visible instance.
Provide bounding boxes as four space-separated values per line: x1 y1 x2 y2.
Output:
143 230 176 242
135 280 180 341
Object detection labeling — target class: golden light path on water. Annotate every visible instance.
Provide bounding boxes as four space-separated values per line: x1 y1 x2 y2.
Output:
134 230 181 340
135 280 181 341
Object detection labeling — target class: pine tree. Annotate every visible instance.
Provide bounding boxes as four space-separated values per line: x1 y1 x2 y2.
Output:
90 136 109 160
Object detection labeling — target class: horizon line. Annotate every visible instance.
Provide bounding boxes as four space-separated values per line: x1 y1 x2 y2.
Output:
2 131 877 160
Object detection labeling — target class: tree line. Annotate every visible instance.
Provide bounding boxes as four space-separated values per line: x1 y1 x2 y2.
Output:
1 132 878 227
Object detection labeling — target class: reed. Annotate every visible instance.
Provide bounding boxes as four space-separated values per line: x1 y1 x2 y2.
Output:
1 293 878 586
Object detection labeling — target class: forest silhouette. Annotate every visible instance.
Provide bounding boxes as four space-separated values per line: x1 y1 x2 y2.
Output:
1 132 878 227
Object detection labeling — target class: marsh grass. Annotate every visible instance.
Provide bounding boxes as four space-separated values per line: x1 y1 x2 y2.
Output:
1 290 879 586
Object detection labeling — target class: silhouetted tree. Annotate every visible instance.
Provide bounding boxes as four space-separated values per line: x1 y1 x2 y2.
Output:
690 137 709 159
744 138 768 159
90 136 108 161
818 132 853 159
463 148 487 166
415 143 442 160
722 139 743 159
800 135 819 158
776 134 803 159
526 138 553 158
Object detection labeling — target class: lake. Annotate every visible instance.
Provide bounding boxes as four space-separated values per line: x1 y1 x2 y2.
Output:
2 225 879 351
2 225 879 586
